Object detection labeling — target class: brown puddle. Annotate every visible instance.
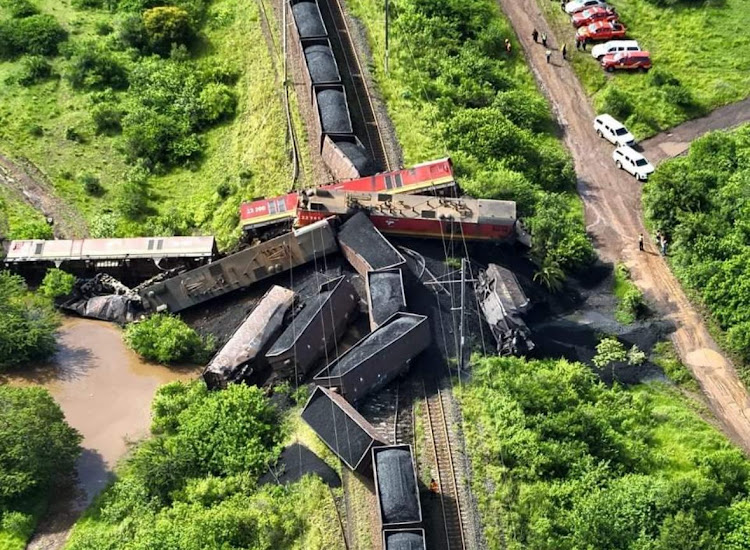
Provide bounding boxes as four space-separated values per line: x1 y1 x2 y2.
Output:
5 317 201 509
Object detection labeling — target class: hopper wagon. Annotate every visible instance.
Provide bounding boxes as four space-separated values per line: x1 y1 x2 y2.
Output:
297 189 519 242
313 312 430 404
372 445 422 529
301 385 385 472
336 211 406 278
382 529 427 550
239 158 456 238
265 275 359 380
366 268 407 330
138 219 337 313
2 236 216 283
203 285 296 390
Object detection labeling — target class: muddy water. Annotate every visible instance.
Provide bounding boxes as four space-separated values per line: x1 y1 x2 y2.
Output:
6 317 200 542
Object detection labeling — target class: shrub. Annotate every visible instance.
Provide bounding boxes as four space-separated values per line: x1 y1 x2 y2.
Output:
124 314 214 364
1 511 34 540
39 268 76 299
598 86 634 120
95 21 113 36
26 122 43 137
142 6 194 56
64 126 84 143
65 42 128 90
0 387 81 507
118 14 148 51
7 217 52 240
0 15 67 59
116 166 149 219
91 102 123 135
77 172 104 196
197 82 237 126
89 212 119 238
16 55 53 86
72 0 106 7
593 337 627 368
2 0 38 18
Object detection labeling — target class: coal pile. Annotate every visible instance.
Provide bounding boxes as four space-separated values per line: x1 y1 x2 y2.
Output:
385 531 425 550
301 387 380 470
369 270 406 327
304 44 340 83
335 140 376 176
317 88 352 134
269 291 328 353
259 443 340 488
326 316 419 376
339 212 404 271
291 2 326 38
375 448 420 525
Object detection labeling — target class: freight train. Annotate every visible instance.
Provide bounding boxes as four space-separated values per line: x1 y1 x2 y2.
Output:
287 0 374 180
239 158 455 238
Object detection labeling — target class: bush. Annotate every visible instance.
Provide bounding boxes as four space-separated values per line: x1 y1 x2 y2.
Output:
65 42 128 90
16 55 53 86
118 14 148 51
89 212 120 238
124 314 214 364
2 0 38 18
39 268 76 299
1 511 34 540
0 271 59 368
597 86 634 120
142 6 194 56
77 172 104 196
91 102 123 135
95 21 113 36
0 386 82 507
116 166 149 219
7 217 52 239
0 14 67 59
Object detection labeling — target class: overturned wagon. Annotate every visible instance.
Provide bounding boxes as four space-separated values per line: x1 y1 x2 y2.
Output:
138 220 337 313
382 529 427 550
301 385 385 472
314 312 430 404
333 211 406 278
265 276 358 380
203 285 295 390
372 445 422 529
366 268 407 330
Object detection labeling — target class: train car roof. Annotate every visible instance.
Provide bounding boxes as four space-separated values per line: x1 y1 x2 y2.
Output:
5 236 217 262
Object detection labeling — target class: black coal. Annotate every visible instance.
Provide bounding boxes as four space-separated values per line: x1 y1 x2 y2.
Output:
335 139 376 176
369 271 405 326
317 88 352 134
291 2 326 38
385 532 425 550
375 448 420 524
304 44 340 83
339 212 403 270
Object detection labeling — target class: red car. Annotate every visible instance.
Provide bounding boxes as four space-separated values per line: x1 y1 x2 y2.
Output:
576 20 627 43
601 51 652 72
571 6 618 28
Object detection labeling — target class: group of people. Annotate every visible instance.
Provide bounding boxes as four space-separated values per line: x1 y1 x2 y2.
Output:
531 28 567 63
638 231 668 256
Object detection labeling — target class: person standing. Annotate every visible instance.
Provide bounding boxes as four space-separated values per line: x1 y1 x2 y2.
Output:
532 28 539 43
575 37 581 50
541 32 548 47
561 0 566 10
661 236 668 256
505 39 512 54
546 49 552 63
561 43 567 60
638 233 644 251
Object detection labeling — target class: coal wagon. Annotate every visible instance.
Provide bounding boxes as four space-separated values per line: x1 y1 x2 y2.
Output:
372 445 422 529
382 529 427 550
265 275 358 380
366 268 407 330
332 211 406 278
313 312 430 404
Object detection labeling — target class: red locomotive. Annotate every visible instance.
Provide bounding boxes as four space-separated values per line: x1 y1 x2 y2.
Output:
239 158 455 236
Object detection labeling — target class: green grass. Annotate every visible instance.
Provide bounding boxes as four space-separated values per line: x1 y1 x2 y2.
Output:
0 186 53 240
0 0 305 248
538 0 750 138
651 340 700 392
613 263 645 324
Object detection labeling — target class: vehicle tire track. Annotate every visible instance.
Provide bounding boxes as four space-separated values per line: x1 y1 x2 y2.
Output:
497 0 750 453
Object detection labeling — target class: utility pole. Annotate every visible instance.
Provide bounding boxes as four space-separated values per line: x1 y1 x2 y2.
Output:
384 0 389 74
459 258 467 374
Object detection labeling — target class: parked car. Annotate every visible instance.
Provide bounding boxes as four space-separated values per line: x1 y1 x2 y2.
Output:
601 51 651 72
591 40 641 60
613 146 654 180
565 0 608 15
577 20 627 43
594 114 636 147
572 6 618 28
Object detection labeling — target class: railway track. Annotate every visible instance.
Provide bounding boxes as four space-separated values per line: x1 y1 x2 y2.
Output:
423 379 469 550
323 0 392 172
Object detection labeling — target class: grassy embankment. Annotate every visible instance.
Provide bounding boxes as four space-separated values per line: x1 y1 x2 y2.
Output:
0 0 309 248
538 0 750 138
345 0 594 284
612 262 645 324
459 356 750 549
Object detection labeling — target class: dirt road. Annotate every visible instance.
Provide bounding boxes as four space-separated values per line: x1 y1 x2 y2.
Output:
0 153 87 239
497 0 750 451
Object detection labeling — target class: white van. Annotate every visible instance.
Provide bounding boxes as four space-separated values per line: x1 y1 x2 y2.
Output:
591 40 640 60
613 146 654 181
594 114 636 147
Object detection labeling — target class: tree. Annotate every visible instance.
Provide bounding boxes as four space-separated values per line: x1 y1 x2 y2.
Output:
592 337 627 368
142 6 194 56
39 268 76 299
124 314 214 364
0 387 82 508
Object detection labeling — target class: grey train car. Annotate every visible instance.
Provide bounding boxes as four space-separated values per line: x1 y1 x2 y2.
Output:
3 236 216 284
301 385 385 472
322 135 375 181
337 211 406 279
372 445 422 529
203 286 295 390
382 529 426 550
265 276 358 380
366 268 407 330
313 312 430 404
138 219 338 313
